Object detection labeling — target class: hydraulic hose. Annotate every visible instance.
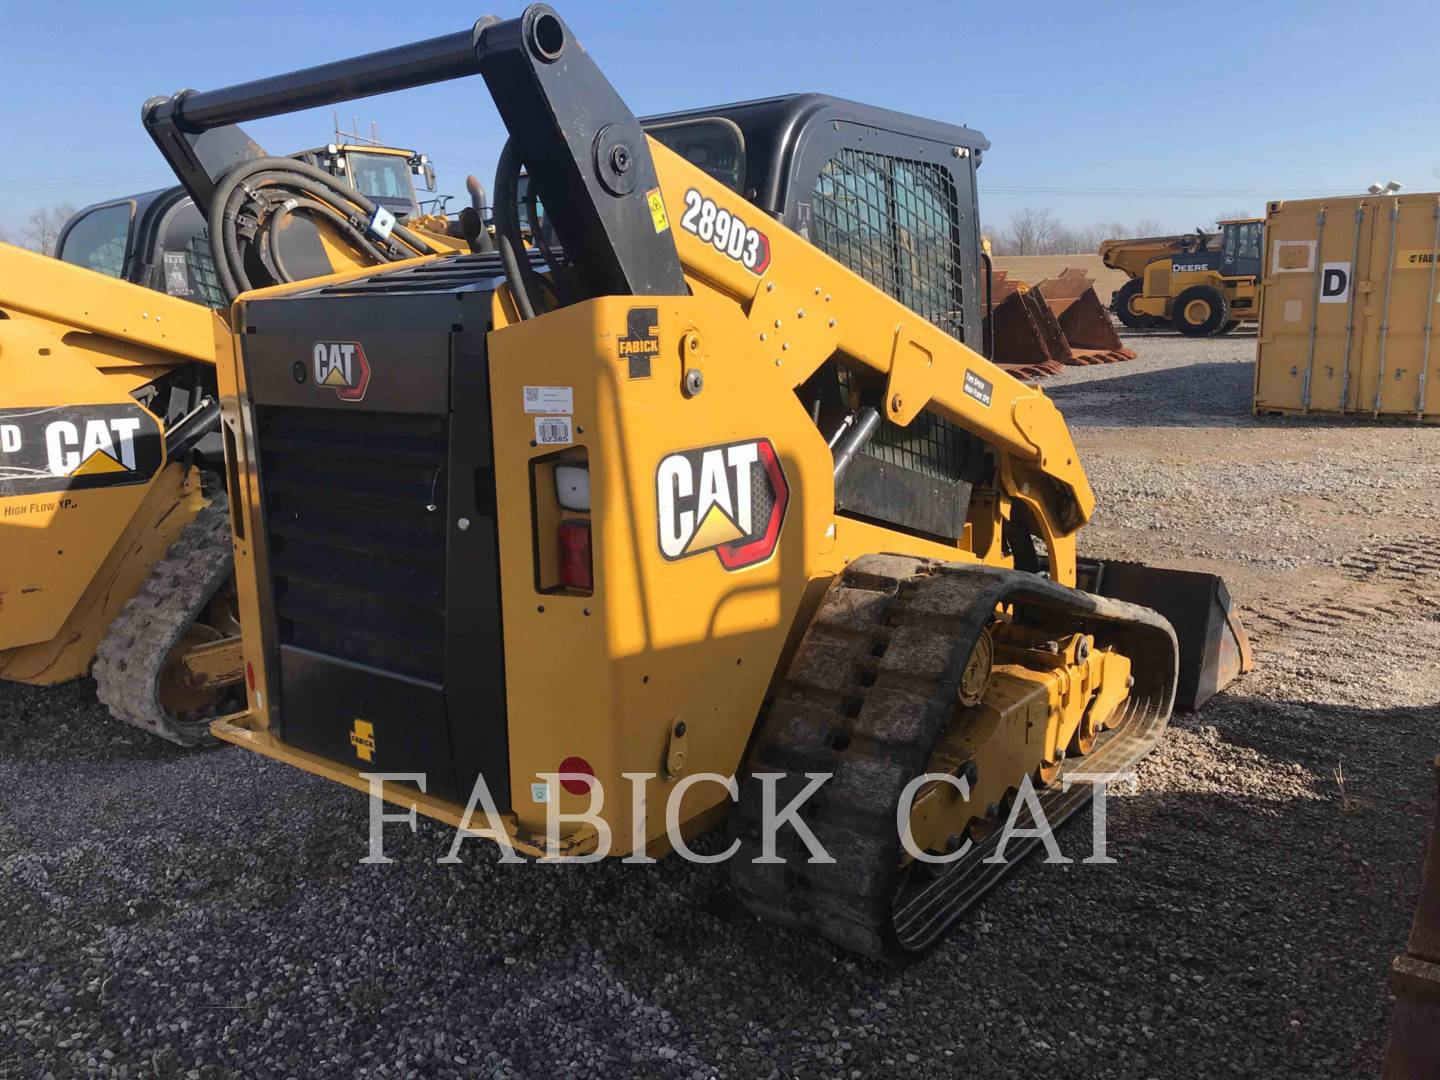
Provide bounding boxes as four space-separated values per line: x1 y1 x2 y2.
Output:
492 138 537 320
206 156 442 301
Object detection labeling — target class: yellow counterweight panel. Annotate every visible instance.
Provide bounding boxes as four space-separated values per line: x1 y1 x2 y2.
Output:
486 295 989 851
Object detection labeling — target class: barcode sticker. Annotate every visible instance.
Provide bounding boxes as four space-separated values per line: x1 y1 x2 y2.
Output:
535 416 573 445
523 385 573 414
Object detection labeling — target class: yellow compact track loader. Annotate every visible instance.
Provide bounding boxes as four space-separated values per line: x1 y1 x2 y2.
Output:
0 248 241 742
141 5 1250 961
0 134 475 742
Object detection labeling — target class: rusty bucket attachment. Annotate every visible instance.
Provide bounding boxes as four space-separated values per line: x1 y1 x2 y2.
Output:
985 269 1136 381
985 271 1070 381
1034 269 1136 365
1383 756 1440 1080
1077 560 1253 712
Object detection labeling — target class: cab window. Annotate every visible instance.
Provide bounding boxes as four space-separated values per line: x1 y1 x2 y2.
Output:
348 153 415 202
1225 222 1260 260
158 200 227 307
58 203 133 277
1236 223 1261 259
646 118 746 191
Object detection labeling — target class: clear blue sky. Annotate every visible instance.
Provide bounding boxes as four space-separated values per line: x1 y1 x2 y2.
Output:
2 0 1436 235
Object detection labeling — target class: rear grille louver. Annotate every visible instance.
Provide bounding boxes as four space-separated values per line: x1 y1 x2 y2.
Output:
255 405 447 684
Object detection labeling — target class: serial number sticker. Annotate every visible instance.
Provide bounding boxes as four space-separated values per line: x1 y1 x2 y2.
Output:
523 385 573 414
679 188 771 275
530 782 550 804
535 416 573 445
963 370 994 408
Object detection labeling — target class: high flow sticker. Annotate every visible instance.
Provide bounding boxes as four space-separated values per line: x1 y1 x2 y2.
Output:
656 438 788 571
0 404 162 497
963 370 994 407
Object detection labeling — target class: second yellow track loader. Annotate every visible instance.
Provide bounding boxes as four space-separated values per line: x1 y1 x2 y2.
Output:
1 136 473 742
138 4 1249 961
0 246 240 742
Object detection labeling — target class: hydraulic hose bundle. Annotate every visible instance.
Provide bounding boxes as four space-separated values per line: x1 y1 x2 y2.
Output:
207 156 441 302
491 137 575 321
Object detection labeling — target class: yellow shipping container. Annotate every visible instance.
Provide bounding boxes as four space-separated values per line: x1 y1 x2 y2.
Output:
1254 191 1440 419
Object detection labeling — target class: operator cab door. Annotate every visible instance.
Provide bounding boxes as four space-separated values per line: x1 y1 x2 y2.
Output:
1221 221 1263 278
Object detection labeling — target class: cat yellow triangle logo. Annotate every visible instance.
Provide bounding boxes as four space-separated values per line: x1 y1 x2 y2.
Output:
321 366 350 387
685 502 744 554
71 450 127 476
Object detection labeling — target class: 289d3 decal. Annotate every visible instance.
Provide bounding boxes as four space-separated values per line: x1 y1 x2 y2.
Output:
679 189 772 275
656 438 788 571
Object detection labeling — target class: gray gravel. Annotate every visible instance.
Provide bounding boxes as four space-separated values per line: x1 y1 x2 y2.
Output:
3 329 1436 1078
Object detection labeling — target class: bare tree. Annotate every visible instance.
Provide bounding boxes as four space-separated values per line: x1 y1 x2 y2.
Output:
997 208 1061 256
18 203 76 256
988 213 1185 256
1214 209 1253 225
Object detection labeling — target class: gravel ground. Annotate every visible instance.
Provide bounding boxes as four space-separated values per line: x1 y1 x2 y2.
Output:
4 329 1438 1079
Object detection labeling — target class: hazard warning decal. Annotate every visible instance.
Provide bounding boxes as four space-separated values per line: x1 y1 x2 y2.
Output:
312 341 371 402
656 438 788 571
0 404 163 497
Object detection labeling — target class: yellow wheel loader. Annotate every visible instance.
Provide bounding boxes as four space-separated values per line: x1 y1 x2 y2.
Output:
1 134 476 743
139 5 1249 961
1100 219 1263 335
1100 229 1215 329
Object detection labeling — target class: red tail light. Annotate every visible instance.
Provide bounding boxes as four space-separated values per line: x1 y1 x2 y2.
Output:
558 519 593 590
558 756 595 795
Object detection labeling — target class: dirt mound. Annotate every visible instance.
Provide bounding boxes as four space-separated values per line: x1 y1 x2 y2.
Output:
992 253 1129 301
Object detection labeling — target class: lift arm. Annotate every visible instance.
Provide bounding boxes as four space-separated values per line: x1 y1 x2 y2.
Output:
141 4 1091 543
143 5 684 299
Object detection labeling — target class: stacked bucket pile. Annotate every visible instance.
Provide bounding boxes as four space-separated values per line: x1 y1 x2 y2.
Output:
986 268 1136 381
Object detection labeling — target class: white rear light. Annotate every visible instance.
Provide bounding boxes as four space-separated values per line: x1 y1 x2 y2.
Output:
555 464 590 511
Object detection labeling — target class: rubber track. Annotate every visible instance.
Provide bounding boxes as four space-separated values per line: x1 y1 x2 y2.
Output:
728 555 1177 965
92 497 236 747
